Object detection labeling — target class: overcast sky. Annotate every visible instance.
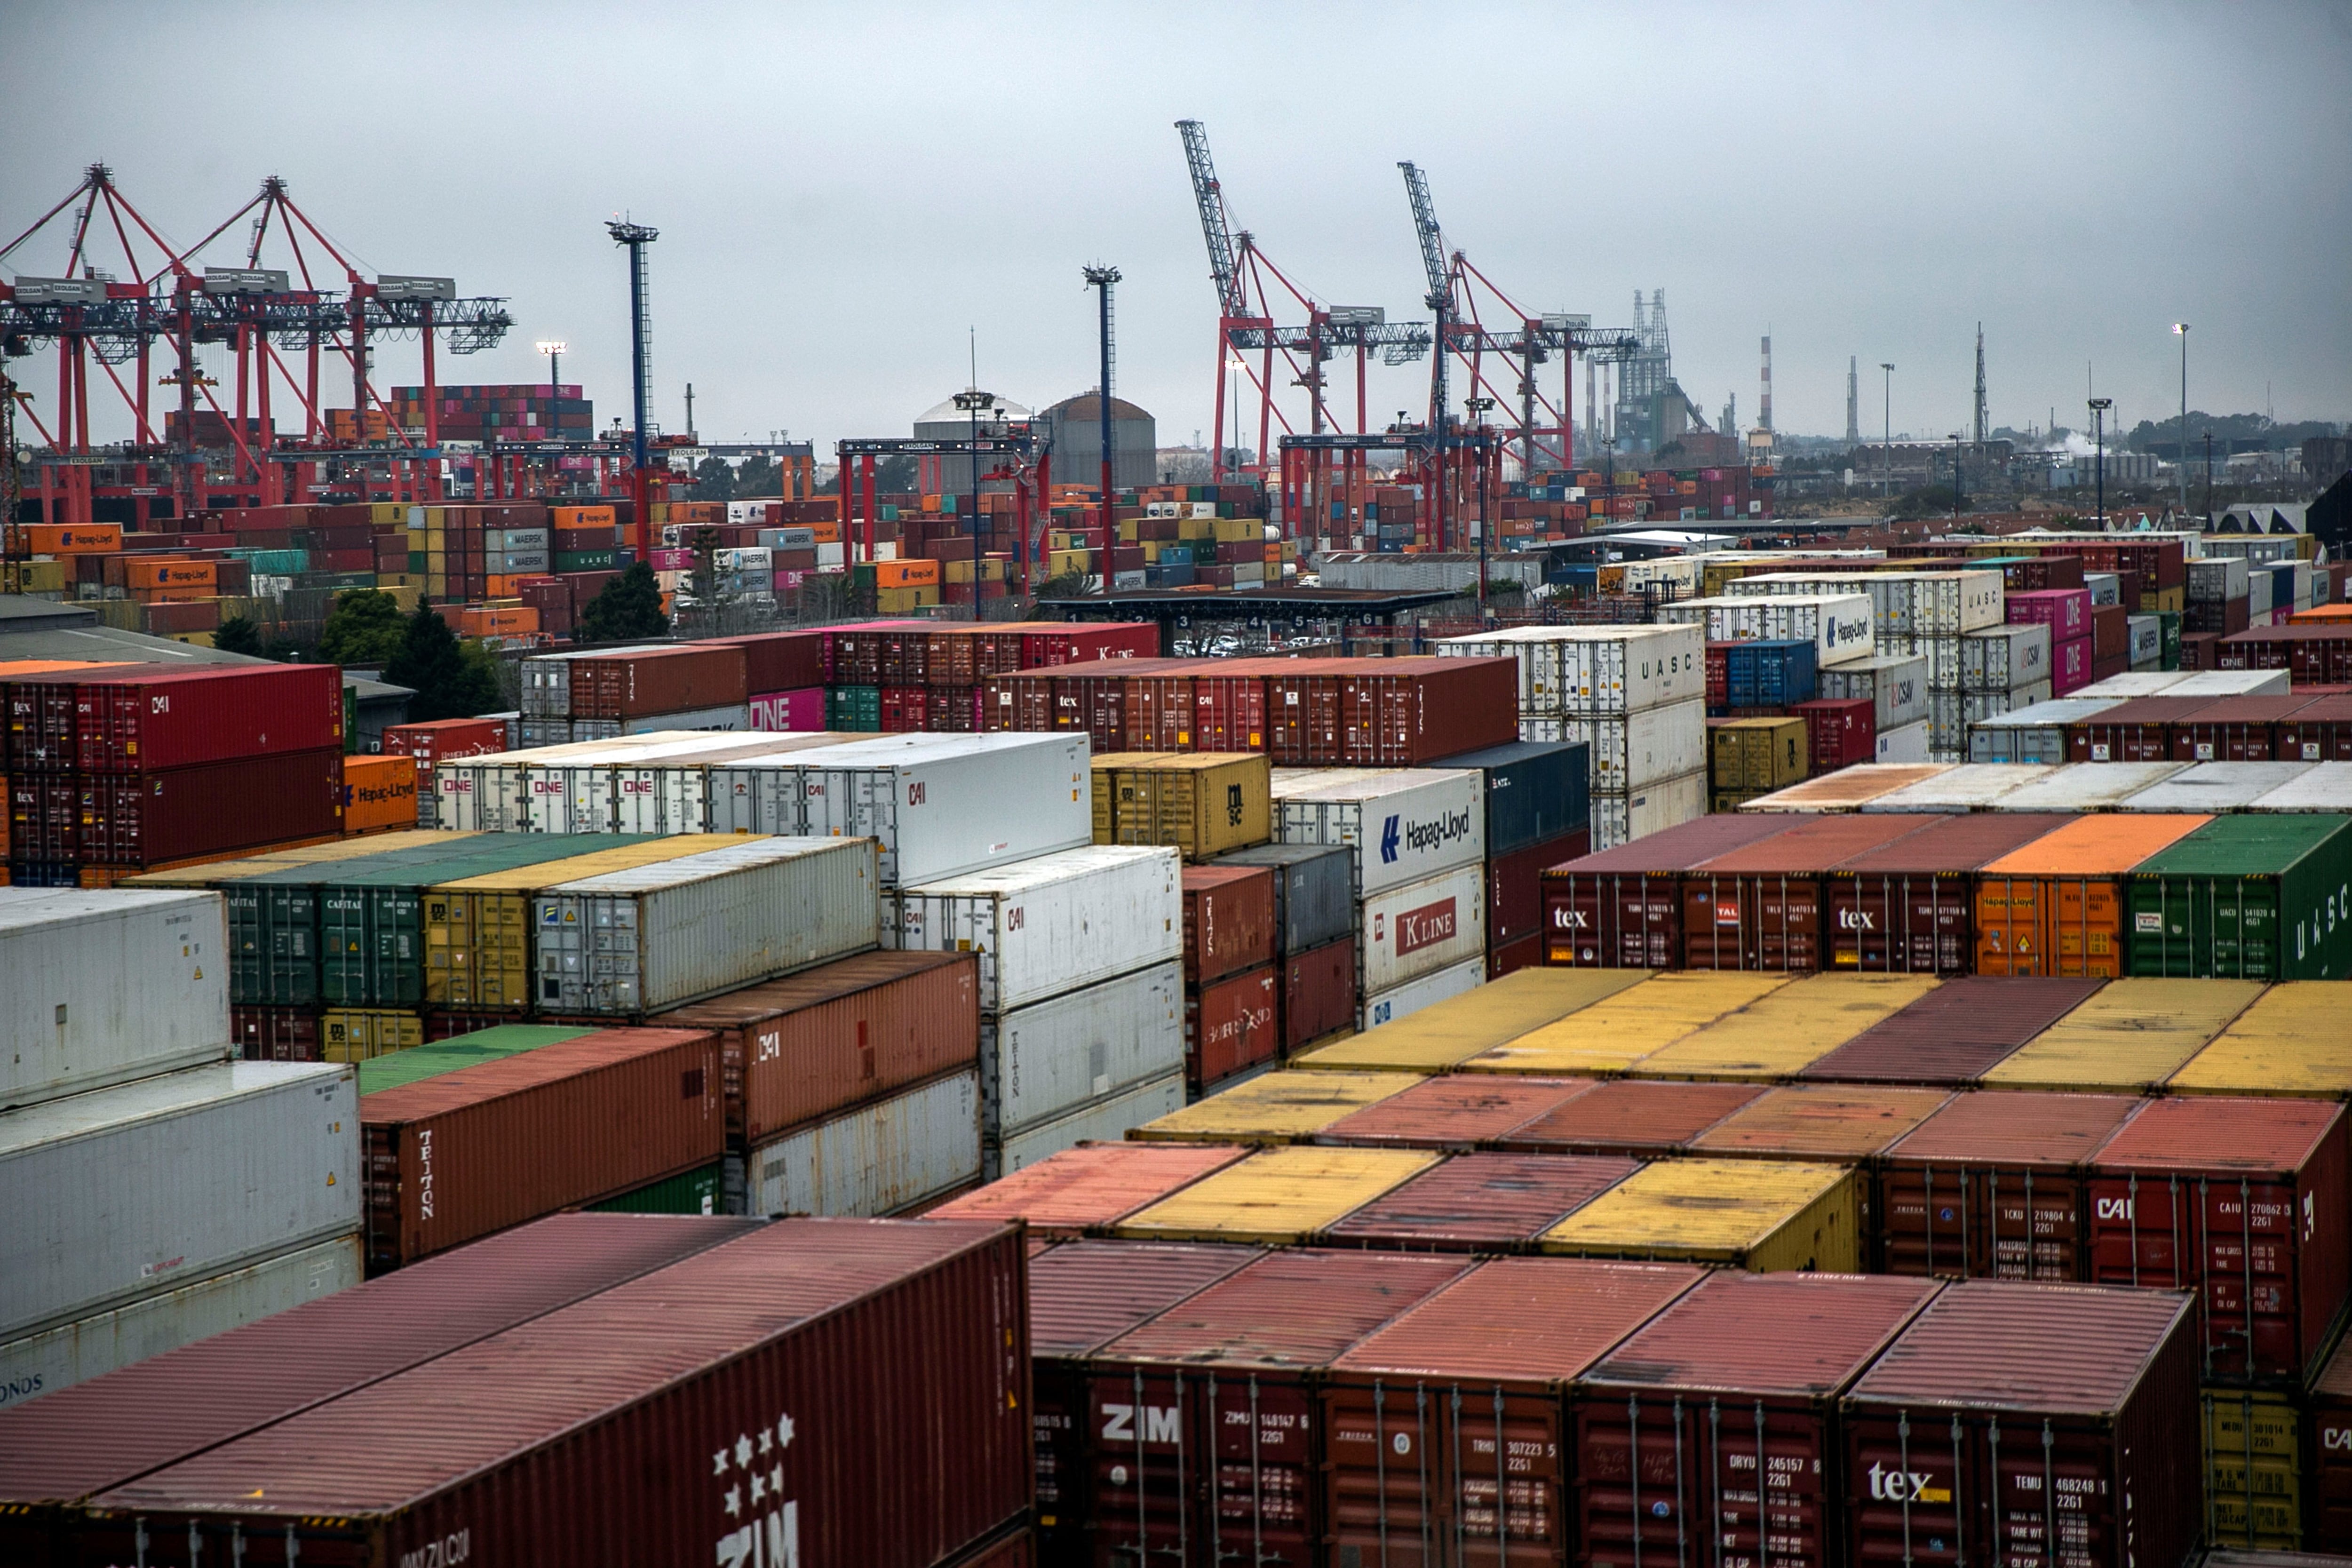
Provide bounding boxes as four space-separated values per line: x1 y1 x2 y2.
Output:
5 1 2347 458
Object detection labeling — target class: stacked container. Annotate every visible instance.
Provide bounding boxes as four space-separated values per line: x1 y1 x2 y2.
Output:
1209 840 1359 1058
1434 739 1593 975
516 642 752 743
1176 864 1281 1094
1818 651 1931 763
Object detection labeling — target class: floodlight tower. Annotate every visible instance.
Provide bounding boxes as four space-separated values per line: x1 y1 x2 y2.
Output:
606 217 658 540
1083 264 1121 509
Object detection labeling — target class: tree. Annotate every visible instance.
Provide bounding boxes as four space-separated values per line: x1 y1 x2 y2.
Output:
688 454 734 501
317 589 407 666
578 561 670 642
732 453 779 497
212 614 264 656
383 600 501 721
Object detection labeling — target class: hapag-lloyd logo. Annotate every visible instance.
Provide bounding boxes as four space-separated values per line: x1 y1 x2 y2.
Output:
1394 896 1458 956
1380 807 1474 865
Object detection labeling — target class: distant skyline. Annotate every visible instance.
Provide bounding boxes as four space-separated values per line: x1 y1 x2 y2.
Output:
4 1 2347 457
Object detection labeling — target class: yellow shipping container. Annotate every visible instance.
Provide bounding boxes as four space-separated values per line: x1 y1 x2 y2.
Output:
1210 517 1259 543
1048 549 1090 579
423 835 751 1010
2202 1386 2303 1550
322 1008 425 1062
1128 1070 1422 1145
120 831 469 888
2168 982 2352 1098
1096 753 1271 860
1981 978 2264 1092
1294 967 1653 1073
1110 1146 1440 1244
1538 1158 1863 1272
1710 717 1810 795
1090 753 1175 842
1627 974 1940 1082
1462 972 1790 1076
874 585 941 613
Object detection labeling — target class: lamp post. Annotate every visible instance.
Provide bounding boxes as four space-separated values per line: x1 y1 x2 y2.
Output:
954 388 995 613
1466 395 1495 613
1949 433 1964 523
1879 363 1895 501
2089 396 2113 527
2172 323 2190 523
535 341 564 498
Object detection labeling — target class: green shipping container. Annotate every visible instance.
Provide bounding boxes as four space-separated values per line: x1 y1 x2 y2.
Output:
2125 813 2352 980
588 1162 723 1215
556 549 618 572
355 1024 595 1095
825 685 882 732
2158 611 2184 671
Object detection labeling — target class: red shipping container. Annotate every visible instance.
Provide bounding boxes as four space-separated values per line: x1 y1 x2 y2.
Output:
881 684 930 732
2280 693 2352 761
1324 1258 1704 1565
1321 1153 1643 1252
1706 642 1731 708
2092 601 2131 663
2168 695 2312 762
1189 657 1284 752
360 1026 726 1272
2005 587 2092 639
0 1212 760 1540
1824 814 2074 974
880 626 931 685
1842 1281 2201 1568
1280 935 1357 1052
1488 828 1588 950
1262 658 1351 764
2179 630 2222 670
56 662 343 773
1680 813 1939 971
923 684 984 733
2067 697 2214 761
1181 864 1277 985
980 669 1060 734
1878 1089 2149 1280
698 629 824 693
72 1219 1030 1568
1120 662 1206 750
73 747 345 867
1799 976 2103 1085
654 951 978 1143
930 1143 1252 1240
1338 655 1518 765
1488 931 1544 977
568 643 749 718
2086 1096 2351 1383
2311 1335 2352 1551
1792 696 1876 774
1002 621 1160 667
1185 963 1279 1089
1494 1078 1766 1157
1543 814 1796 968
1316 1074 1598 1151
1578 1272 1943 1568
2051 631 2094 694
381 716 508 767
230 1004 322 1061
923 626 986 687
1082 1250 1471 1568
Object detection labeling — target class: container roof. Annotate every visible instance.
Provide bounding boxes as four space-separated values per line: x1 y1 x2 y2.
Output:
1845 1280 2191 1415
1026 1239 1258 1357
1332 1256 1703 1383
1586 1270 1942 1396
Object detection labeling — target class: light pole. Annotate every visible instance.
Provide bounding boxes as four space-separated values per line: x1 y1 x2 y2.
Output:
1879 363 1895 501
1466 395 1495 612
2204 430 2215 527
954 388 995 611
2172 323 2190 522
535 341 564 495
2089 396 2113 526
1949 433 1964 523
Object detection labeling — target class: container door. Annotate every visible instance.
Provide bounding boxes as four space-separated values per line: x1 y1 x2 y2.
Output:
1202 1370 1320 1568
1086 1369 1201 1567
1578 1392 1836 1568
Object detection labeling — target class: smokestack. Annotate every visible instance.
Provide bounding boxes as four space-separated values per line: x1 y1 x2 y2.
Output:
1759 334 1773 436
1846 356 1859 443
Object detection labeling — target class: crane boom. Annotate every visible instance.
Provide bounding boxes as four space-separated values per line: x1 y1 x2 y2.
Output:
1176 120 1248 319
1398 161 1449 311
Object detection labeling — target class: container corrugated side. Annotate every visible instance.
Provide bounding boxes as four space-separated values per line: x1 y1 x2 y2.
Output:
1358 861 1487 995
1273 767 1486 897
800 731 1092 886
1208 840 1354 953
0 888 231 1110
1128 1069 1422 1145
532 836 880 1014
2170 981 2352 1098
1462 972 1791 1076
745 1068 981 1216
2126 813 2352 980
0 1061 359 1340
927 1141 1252 1237
1293 966 1650 1073
992 1071 1184 1174
1980 977 2264 1091
1436 623 1707 715
890 844 1182 1014
1538 1157 1864 1270
0 1236 359 1411
1626 973 1940 1082
989 960 1185 1143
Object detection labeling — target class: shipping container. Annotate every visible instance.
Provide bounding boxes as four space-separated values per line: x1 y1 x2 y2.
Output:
70 1218 1030 1568
352 1023 591 1093
1841 1281 2202 1568
2199 1382 2306 1550
1186 961 1280 1091
1110 1145 1439 1244
1681 814 1943 971
1969 697 2129 764
50 747 345 868
742 1066 981 1216
2307 1334 2352 1551
698 629 825 694
930 1141 1252 1238
994 1072 1185 1173
1324 1257 1706 1567
1558 699 1710 791
1275 766 1486 898
1493 1078 1768 1156
1539 1157 1865 1270
566 643 750 719
1129 1069 1422 1145
1981 977 2263 1091
1434 739 1592 854
1318 1151 1640 1251
1658 592 1878 667
2124 761 2319 813
2169 981 2352 1098
2248 761 2352 811
1180 864 1276 984
1881 1090 2152 1280
361 1027 723 1269
1359 861 1488 995
1738 763 1953 812
892 844 1181 1014
1208 840 1354 955
0 888 230 1109
1687 1082 1952 1163
1358 952 1489 1032
1465 971 1792 1076
1584 771 1709 852
801 732 1091 886
1314 1073 1599 1149
1096 752 1271 860
62 662 343 773
2087 1096 2351 1383
1296 965 1650 1074
1723 636 1824 708
993 960 1185 1142
655 949 978 1143
1280 933 1359 1051
1626 972 1941 1082
1437 623 1708 716
2126 814 2352 979
1975 814 2214 977
1581 1271 1945 1568
1542 814 1797 967
1800 975 2105 1084
1823 813 2074 972
1819 651 1931 732
1857 763 2054 812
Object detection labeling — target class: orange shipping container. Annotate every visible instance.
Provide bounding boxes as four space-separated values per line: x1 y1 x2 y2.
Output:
808 519 842 543
455 605 540 637
20 523 122 554
1974 815 2212 978
135 586 215 605
342 753 420 833
550 504 617 529
875 558 940 588
128 558 215 589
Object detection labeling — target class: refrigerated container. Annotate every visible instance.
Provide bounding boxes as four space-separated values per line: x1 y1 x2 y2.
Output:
992 960 1185 1145
800 732 1091 886
1986 759 2191 811
1436 623 1708 715
1817 651 1930 732
1559 699 1708 792
1736 763 1952 812
1585 770 1708 851
1359 953 1486 1032
0 888 231 1109
1657 592 1877 667
891 844 1181 1014
993 1070 1184 1174
1855 763 2052 812
1969 696 2128 764
1962 621 2054 691
1358 861 1487 995
2122 761 2317 813
743 1067 980 1217
1273 766 1486 897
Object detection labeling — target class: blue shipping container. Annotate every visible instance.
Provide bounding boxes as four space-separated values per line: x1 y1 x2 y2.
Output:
1432 740 1592 854
1723 638 1818 708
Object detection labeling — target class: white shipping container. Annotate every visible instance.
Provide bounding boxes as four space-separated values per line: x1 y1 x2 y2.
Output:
0 890 232 1112
2083 572 2123 608
699 735 867 833
516 719 572 748
987 959 1185 1146
1559 698 1709 791
1434 623 1706 715
2118 762 2315 813
2162 669 2293 699
1986 762 2191 812
519 646 664 719
1358 862 1487 996
1859 764 2056 813
2076 671 2193 699
1963 682 2053 729
0 1234 359 1409
1816 653 1929 733
1967 698 2127 765
2189 557 2249 601
1875 720 1932 764
533 836 879 1014
2249 763 2352 812
801 732 1091 886
1274 768 1485 898
1656 594 1876 668
1883 633 1963 689
436 734 686 831
1961 624 2054 692
1726 571 2002 635
890 845 1181 1015
1587 770 1708 851
994 1073 1186 1175
744 1068 980 1218
2126 615 2162 669
1360 955 1486 1032
529 733 783 834
606 734 859 835
0 1062 359 1341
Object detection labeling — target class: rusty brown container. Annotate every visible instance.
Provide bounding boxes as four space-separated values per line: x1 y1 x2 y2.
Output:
1263 657 1354 764
1578 1271 1945 1568
1688 1083 1953 1163
2066 696 2213 761
1324 1258 1706 1568
2308 1334 2352 1551
0 1213 760 1546
1281 935 1358 1052
1800 976 2106 1085
1081 1249 1471 1568
1189 657 1287 752
1493 1078 1767 1157
360 1027 726 1272
928 1142 1253 1240
1492 830 1589 950
569 643 750 718
654 950 979 1143
1338 655 1519 764
1181 864 1277 986
1186 963 1280 1090
1319 1152 1642 1252
1315 1075 1599 1150
1826 814 2075 973
1543 814 1798 967
1120 661 1209 751
2169 695 2315 761
72 1218 1033 1568
1878 1090 2150 1280
1680 814 1942 971
1842 1281 2202 1568
698 630 823 694
73 747 346 867
1027 1240 1258 1568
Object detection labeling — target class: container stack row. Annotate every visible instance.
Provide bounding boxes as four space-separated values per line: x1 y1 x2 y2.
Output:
1971 670 2352 765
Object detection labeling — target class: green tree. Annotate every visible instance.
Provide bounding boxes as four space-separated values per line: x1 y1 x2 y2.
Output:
688 454 734 501
732 453 779 498
578 561 671 641
317 589 407 666
212 614 264 656
384 600 501 721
